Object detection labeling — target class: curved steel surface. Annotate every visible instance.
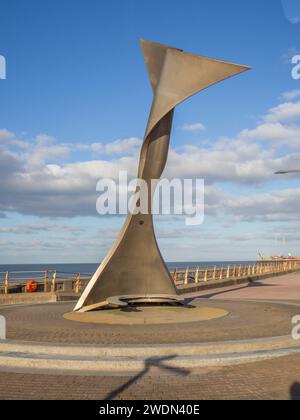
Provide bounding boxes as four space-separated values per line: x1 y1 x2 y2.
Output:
74 41 250 312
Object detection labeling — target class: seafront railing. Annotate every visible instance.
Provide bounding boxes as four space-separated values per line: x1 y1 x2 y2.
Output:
0 270 91 295
172 260 300 287
0 260 299 295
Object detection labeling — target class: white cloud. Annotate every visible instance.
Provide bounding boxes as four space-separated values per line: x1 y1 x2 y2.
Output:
180 122 206 132
280 89 300 101
103 137 141 155
0 129 14 142
0 92 300 220
28 143 70 167
35 134 56 145
264 101 300 123
222 187 300 222
88 138 142 156
0 129 29 149
165 142 274 183
0 128 294 217
0 133 139 217
0 223 82 234
290 16 300 24
240 122 300 146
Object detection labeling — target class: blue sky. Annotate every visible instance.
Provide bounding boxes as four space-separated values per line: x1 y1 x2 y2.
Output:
0 0 300 263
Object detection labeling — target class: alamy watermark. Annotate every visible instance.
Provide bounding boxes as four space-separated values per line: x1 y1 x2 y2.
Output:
0 54 6 80
292 315 300 340
292 55 300 80
0 316 6 340
96 171 205 226
281 0 300 79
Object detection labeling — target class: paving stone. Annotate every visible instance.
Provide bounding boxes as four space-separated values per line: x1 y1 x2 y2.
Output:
1 299 299 344
0 355 299 400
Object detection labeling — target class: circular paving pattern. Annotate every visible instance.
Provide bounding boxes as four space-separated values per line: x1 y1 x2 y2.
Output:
0 298 299 345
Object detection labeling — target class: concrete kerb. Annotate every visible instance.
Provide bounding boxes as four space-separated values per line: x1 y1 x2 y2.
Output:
0 335 299 375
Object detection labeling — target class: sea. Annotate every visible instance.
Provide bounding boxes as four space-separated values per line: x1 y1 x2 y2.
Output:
0 261 255 281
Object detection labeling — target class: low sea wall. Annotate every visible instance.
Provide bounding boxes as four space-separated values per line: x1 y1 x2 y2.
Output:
0 292 57 306
0 260 299 306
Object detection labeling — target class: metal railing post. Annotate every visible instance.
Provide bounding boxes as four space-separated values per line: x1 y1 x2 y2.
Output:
204 267 208 282
75 273 81 293
172 268 178 284
51 271 57 293
184 267 189 285
44 270 48 293
195 266 199 284
212 266 217 281
4 272 9 295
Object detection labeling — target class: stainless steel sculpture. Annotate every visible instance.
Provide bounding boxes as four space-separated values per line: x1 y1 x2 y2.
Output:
74 40 250 312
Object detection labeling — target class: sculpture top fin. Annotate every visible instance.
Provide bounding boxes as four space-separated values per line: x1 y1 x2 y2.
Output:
140 40 251 139
140 40 183 92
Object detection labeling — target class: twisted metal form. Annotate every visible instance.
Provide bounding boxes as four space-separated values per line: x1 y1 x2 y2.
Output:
74 40 250 312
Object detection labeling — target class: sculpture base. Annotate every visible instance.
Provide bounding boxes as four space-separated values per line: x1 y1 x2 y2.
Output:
75 294 184 312
65 304 229 325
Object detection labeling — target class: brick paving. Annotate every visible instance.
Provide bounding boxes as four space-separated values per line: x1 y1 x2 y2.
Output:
0 299 299 344
1 271 300 399
0 354 299 400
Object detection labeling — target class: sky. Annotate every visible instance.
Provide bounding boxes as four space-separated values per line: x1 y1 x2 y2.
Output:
0 0 300 263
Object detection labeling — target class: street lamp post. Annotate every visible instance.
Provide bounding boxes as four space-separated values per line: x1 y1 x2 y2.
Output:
275 170 300 174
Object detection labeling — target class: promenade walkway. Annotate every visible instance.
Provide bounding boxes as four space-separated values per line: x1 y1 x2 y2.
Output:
0 354 299 400
0 271 299 400
185 271 300 301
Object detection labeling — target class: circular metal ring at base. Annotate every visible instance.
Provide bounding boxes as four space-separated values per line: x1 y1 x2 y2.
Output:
107 294 185 307
76 294 185 312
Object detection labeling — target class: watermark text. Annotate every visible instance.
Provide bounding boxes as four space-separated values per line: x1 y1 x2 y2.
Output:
0 55 6 80
96 171 205 226
292 315 300 340
0 316 6 340
292 55 300 80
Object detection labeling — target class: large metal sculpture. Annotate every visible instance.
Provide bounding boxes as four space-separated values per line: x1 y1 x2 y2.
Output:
74 40 250 312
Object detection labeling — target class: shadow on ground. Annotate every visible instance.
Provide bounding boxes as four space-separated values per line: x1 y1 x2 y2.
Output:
191 281 278 300
105 355 190 400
